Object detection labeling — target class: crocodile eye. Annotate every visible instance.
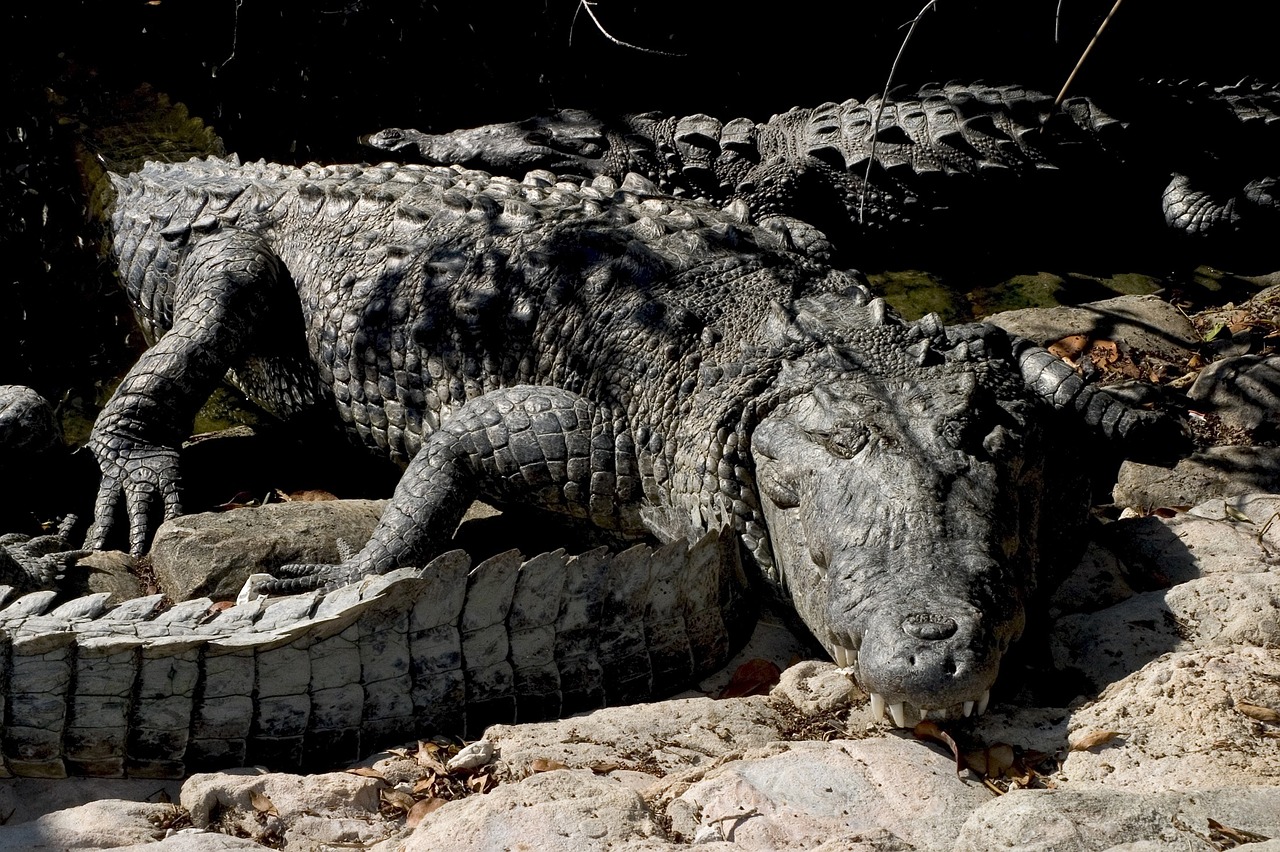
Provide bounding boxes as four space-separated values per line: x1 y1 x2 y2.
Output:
942 419 967 449
817 425 868 460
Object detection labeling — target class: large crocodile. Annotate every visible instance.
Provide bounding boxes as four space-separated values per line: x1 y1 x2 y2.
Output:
1 151 1177 778
365 79 1280 264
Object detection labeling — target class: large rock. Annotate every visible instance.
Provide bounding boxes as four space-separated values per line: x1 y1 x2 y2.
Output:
0 798 176 849
400 769 663 852
148 499 387 600
1188 354 1280 441
1114 447 1280 510
955 787 1280 851
666 738 993 849
986 295 1199 365
1062 647 1280 790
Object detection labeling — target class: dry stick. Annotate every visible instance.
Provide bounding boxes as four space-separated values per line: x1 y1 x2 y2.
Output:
572 0 686 57
859 0 938 224
1055 0 1065 43
1053 0 1125 109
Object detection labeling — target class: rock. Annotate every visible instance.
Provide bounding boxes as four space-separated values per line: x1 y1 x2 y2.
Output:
986 295 1199 366
1062 647 1280 790
80 549 144 602
181 768 391 848
116 833 267 851
400 769 662 852
1188 354 1280 441
484 694 788 777
955 787 1280 851
1113 446 1280 510
773 660 862 714
1050 494 1280 690
148 499 387 600
667 738 993 850
0 798 176 849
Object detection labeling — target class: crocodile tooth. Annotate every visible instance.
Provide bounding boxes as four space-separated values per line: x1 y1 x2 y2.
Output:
889 702 907 727
870 693 886 722
977 690 990 715
963 700 975 717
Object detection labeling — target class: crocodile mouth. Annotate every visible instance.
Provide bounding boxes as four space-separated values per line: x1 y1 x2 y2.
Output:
831 642 991 728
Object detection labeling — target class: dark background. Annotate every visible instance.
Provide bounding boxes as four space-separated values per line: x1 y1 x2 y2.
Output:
3 0 1277 397
10 1 1280 162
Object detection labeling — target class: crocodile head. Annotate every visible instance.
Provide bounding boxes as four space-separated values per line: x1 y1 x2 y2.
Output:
751 357 1047 727
362 110 611 174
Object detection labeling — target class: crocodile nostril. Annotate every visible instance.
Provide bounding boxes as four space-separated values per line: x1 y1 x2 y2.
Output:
902 613 958 640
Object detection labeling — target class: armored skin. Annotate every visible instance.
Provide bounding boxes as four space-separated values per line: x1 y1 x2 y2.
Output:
79 152 1172 743
366 79 1280 263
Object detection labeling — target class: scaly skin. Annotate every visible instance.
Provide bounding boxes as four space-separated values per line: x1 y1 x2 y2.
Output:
82 155 1181 737
365 79 1280 262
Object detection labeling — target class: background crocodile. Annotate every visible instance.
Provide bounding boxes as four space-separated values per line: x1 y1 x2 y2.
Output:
364 79 1280 268
0 147 1185 778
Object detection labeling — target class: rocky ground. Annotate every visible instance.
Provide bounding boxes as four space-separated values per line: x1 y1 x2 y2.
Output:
3 286 1280 850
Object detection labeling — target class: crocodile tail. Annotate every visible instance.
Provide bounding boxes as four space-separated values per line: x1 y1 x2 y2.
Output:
0 528 752 778
1007 334 1190 463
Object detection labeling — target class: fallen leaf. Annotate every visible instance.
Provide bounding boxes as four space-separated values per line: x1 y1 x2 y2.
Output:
279 488 338 502
964 743 1015 778
413 775 440 794
1207 817 1271 845
249 790 277 815
530 758 570 773
717 659 782 699
348 766 386 778
406 797 447 828
1236 702 1280 724
467 772 493 793
1070 730 1121 751
913 720 963 774
381 788 416 812
589 761 622 774
1049 334 1089 362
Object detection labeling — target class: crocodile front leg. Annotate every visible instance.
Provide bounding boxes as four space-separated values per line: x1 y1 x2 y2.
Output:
87 228 286 555
267 384 643 592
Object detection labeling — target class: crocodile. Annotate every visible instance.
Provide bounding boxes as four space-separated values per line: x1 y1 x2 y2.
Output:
1 153 1178 778
364 79 1280 264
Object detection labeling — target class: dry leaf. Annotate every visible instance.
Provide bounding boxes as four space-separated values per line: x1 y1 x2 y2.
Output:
530 758 570 773
406 797 447 828
913 720 963 774
589 761 622 774
279 488 338 502
964 743 1015 778
249 790 277 815
1049 334 1088 362
1236 702 1280 724
412 775 440 794
381 788 416 812
467 773 493 793
1070 730 1121 751
717 658 782 699
348 766 386 778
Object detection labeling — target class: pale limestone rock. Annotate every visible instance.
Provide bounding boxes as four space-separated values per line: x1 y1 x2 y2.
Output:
0 799 175 849
954 787 1280 851
774 660 863 714
670 738 992 850
1188 354 1280 441
181 768 389 847
1050 571 1280 690
1114 446 1280 511
401 769 661 852
1062 647 1280 790
149 499 387 601
485 694 787 776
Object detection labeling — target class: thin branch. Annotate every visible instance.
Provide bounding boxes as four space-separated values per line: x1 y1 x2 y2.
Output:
1055 0 1065 44
572 0 685 57
859 0 938 224
1053 0 1124 108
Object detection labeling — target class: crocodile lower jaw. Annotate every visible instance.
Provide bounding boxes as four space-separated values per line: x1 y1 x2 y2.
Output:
831 643 991 728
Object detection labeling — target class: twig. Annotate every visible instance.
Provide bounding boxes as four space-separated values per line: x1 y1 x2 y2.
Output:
213 0 243 77
1055 0 1065 43
572 0 685 57
859 0 938 224
1053 0 1125 109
